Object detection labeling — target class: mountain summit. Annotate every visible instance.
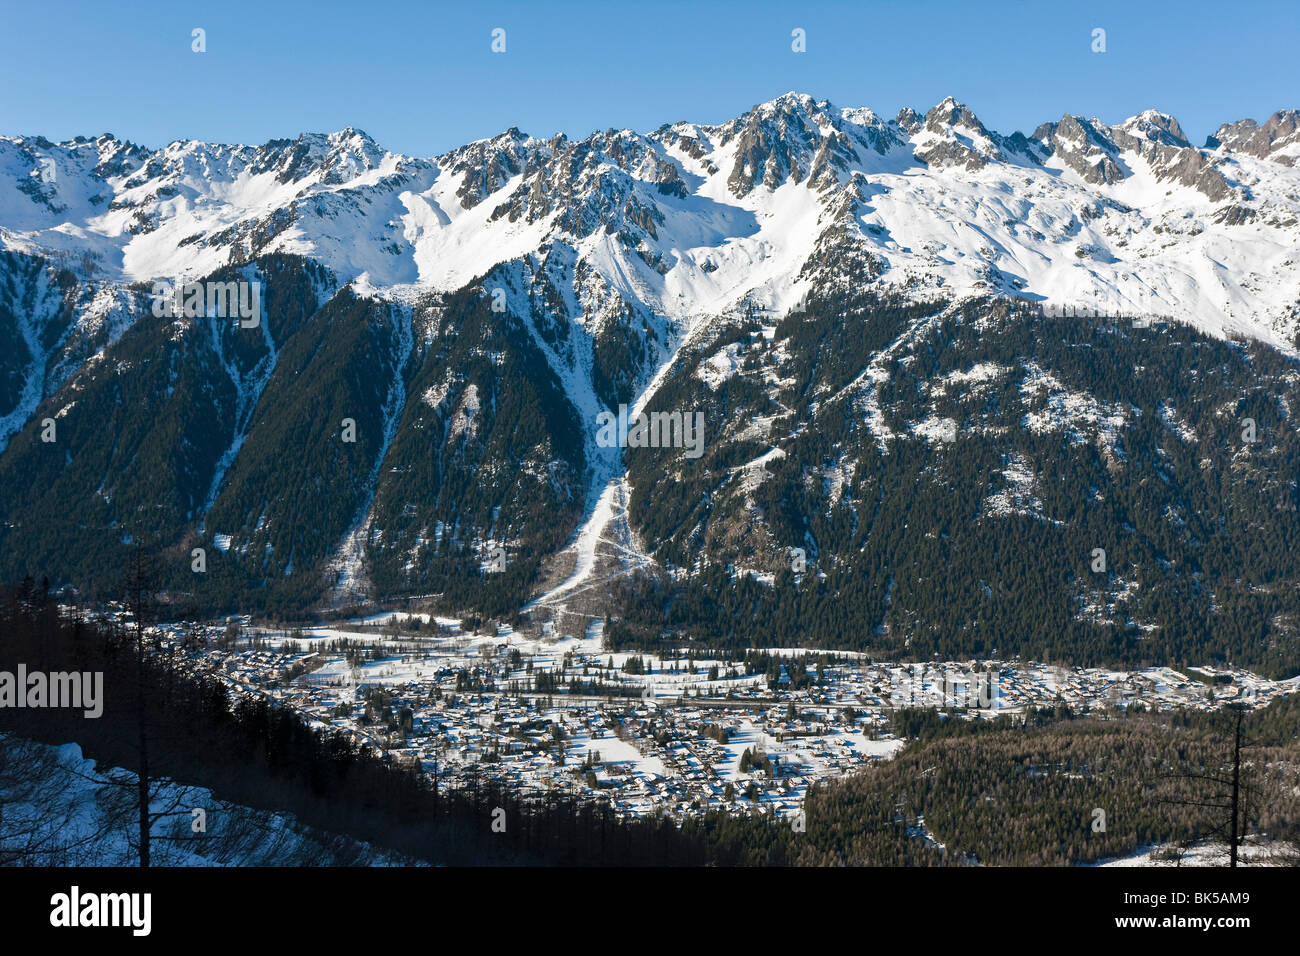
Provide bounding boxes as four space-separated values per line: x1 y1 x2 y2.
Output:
3 93 1298 345
2 95 1299 670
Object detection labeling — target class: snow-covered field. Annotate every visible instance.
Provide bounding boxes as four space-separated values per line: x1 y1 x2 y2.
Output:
1091 841 1296 867
0 734 407 866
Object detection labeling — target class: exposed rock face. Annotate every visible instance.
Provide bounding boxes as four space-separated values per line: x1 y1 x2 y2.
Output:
1208 110 1300 166
1033 115 1127 185
445 128 531 210
895 107 923 135
1029 110 1233 200
3 90 1299 360
715 93 861 196
913 97 1005 171
1110 112 1232 201
2 93 1300 631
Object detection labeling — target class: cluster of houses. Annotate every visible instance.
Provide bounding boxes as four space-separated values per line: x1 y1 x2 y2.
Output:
126 610 1296 822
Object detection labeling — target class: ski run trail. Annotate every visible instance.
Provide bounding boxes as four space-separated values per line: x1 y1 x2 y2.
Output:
526 309 727 614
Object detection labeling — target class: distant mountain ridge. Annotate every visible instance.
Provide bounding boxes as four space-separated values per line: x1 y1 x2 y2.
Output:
4 94 1299 344
1 94 1298 675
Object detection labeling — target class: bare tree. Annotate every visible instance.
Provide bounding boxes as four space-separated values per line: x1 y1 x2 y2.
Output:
1155 705 1270 866
122 543 159 866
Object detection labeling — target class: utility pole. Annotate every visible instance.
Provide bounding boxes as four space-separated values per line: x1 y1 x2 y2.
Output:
1229 708 1241 868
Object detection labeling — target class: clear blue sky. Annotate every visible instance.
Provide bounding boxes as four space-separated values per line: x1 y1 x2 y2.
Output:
2 0 1296 155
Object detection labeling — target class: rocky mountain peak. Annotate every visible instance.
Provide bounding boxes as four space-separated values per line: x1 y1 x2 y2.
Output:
924 96 988 136
894 107 923 134
912 96 1001 170
1208 109 1300 164
442 127 534 209
714 92 860 196
1117 110 1190 148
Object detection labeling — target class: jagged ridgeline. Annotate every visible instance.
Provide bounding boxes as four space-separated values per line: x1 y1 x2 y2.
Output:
3 95 1300 665
0 253 586 616
615 293 1300 676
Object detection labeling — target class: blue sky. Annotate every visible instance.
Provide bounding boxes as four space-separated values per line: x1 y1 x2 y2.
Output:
2 0 1296 155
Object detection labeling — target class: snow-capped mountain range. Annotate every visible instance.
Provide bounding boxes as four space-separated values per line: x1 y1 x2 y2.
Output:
2 94 1299 656
4 92 1299 346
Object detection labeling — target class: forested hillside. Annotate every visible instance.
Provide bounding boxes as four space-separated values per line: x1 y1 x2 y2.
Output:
614 294 1300 676
0 257 590 619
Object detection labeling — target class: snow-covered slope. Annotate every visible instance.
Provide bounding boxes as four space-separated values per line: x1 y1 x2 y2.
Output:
3 93 1299 349
3 94 1300 624
0 734 407 865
